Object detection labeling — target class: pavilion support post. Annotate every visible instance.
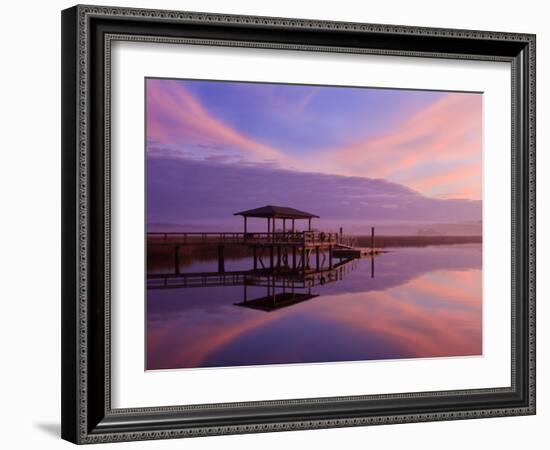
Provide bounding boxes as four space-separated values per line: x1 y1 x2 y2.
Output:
270 246 274 269
277 246 281 267
267 218 270 234
244 217 247 235
301 246 306 275
218 245 225 273
292 219 295 234
253 246 258 271
308 218 312 231
283 219 286 236
329 245 333 269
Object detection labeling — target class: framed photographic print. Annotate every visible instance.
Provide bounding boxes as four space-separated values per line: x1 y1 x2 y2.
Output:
61 4 536 444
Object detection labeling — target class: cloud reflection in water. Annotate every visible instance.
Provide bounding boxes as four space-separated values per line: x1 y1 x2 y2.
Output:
147 245 482 369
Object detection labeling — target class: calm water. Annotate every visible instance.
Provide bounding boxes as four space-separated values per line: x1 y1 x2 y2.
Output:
147 244 482 370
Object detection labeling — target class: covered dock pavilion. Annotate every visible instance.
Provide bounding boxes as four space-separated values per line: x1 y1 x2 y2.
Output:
234 205 319 234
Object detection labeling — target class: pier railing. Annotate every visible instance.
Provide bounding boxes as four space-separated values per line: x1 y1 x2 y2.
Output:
147 231 341 246
302 231 339 245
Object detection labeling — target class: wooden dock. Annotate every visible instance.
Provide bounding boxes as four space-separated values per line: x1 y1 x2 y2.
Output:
148 230 356 273
146 207 383 311
147 226 383 278
147 206 381 277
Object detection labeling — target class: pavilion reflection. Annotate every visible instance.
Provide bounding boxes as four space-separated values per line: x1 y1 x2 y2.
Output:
148 258 361 311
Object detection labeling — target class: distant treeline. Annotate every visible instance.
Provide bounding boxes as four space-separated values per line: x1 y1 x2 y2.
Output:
354 235 482 248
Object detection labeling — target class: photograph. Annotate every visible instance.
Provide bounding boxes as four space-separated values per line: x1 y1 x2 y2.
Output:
145 78 484 370
56 2 536 445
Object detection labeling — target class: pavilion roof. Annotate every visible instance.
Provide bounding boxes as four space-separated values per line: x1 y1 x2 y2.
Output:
234 205 319 219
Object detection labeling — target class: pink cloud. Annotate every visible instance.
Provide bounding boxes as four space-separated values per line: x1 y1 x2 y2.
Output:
323 93 482 199
408 162 481 197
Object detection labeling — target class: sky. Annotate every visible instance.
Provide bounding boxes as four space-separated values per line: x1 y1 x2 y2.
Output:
146 78 482 229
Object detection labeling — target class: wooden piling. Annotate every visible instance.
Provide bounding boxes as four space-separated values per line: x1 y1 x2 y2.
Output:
174 245 180 275
371 227 375 251
316 246 320 271
217 245 225 273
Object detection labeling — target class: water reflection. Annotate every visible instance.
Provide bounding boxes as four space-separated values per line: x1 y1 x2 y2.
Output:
147 244 482 370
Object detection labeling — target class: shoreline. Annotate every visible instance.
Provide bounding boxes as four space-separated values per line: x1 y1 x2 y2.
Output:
351 235 481 248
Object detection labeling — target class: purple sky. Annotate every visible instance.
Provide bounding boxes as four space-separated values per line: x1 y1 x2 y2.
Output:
146 78 482 230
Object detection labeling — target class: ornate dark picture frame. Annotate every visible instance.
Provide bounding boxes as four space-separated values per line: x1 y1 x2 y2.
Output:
61 4 536 444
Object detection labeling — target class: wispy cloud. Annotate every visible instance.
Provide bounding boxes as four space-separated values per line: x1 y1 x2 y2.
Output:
147 79 482 200
264 84 320 117
315 93 482 199
146 79 292 165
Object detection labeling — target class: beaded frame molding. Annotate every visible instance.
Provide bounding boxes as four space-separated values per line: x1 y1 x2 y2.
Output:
61 4 536 444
